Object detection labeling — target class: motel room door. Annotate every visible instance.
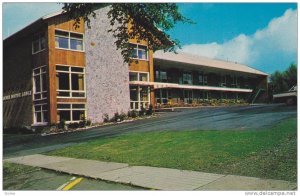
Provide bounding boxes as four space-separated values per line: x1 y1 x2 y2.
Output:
183 90 193 104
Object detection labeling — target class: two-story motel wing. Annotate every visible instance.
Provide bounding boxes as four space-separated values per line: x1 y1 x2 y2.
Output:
3 7 268 129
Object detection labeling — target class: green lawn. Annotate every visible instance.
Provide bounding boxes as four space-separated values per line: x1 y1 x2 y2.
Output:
46 117 297 182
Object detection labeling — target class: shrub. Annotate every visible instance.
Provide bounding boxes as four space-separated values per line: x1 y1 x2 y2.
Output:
127 110 132 118
146 105 153 115
114 112 121 122
58 119 66 130
79 120 85 128
119 112 127 121
79 117 88 128
128 110 138 118
103 113 109 123
86 119 92 126
68 122 79 129
139 107 146 116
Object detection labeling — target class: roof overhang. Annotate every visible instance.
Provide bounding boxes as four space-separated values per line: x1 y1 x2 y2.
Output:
154 51 268 77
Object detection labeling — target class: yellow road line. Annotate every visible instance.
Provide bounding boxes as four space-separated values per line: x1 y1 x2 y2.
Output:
62 177 83 191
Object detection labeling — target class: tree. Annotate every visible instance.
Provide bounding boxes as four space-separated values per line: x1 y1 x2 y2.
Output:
270 63 297 94
283 63 297 88
62 3 192 62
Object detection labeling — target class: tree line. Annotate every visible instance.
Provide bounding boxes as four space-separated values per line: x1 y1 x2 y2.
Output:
269 63 297 94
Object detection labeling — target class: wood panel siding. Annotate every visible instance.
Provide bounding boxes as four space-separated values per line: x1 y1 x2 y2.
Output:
46 14 85 124
3 31 43 128
129 60 150 72
54 50 85 66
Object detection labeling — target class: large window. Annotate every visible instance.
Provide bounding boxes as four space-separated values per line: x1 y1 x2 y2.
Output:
55 30 84 51
57 103 86 122
155 70 167 82
34 104 48 124
198 72 208 86
182 72 192 84
33 66 47 100
32 34 46 54
129 72 149 82
130 86 150 110
56 65 85 98
129 43 148 60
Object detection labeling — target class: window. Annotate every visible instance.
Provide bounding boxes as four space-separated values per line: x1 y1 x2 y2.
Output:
155 89 169 104
56 65 85 98
32 34 46 54
34 104 48 124
129 72 149 82
155 70 167 82
33 66 47 100
129 72 138 81
57 103 86 122
203 75 208 85
130 86 150 110
183 72 192 84
129 43 148 60
199 75 203 85
220 75 226 87
55 30 84 51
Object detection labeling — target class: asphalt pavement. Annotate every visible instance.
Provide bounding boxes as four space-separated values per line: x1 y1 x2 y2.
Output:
3 104 297 158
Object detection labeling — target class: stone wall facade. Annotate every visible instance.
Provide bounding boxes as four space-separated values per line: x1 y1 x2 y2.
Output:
85 7 131 123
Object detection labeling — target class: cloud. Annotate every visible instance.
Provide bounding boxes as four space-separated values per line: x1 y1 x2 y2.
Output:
180 9 297 73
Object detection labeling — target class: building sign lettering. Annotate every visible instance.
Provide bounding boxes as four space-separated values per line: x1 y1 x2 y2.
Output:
3 91 32 101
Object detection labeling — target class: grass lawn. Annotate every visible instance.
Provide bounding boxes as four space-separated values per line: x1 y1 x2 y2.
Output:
3 162 41 190
46 117 297 182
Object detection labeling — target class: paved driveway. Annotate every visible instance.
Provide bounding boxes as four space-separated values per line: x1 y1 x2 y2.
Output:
3 104 297 158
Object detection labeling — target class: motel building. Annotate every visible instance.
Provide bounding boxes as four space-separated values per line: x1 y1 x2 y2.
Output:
3 7 268 129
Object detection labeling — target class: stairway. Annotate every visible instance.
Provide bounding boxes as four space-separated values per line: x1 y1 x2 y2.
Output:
247 88 265 104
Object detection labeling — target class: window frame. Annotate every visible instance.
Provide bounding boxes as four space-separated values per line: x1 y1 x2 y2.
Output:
129 71 149 82
33 65 47 101
55 29 85 52
56 102 87 123
56 64 86 99
129 85 150 111
182 72 193 85
129 43 149 61
33 103 48 125
32 34 46 54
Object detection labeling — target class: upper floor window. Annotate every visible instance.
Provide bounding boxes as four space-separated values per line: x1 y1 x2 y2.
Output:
56 65 85 98
55 30 84 51
129 43 148 60
32 34 46 54
129 72 149 82
155 70 167 82
182 72 192 85
33 66 47 100
199 72 208 86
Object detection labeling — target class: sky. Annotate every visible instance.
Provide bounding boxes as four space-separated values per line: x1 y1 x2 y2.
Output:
2 2 298 74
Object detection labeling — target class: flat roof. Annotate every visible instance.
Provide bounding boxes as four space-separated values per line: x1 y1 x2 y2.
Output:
154 51 268 76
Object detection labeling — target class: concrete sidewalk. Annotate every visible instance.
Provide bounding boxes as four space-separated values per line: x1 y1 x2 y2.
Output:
4 154 297 191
